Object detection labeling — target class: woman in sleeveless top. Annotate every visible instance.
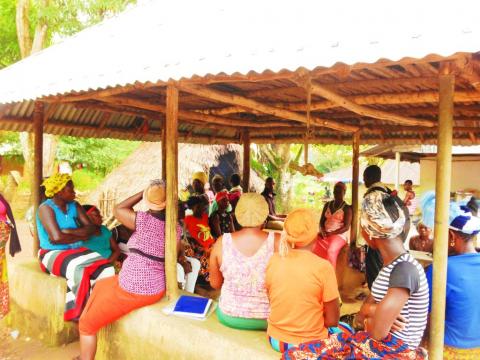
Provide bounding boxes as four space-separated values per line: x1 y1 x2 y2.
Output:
0 192 20 319
209 193 279 330
79 180 179 360
313 182 352 269
37 174 114 322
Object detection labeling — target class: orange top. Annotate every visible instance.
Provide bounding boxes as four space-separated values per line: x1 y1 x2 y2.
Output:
266 250 339 344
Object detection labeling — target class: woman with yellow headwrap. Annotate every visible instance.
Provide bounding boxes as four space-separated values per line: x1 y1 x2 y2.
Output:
265 208 340 353
37 174 115 322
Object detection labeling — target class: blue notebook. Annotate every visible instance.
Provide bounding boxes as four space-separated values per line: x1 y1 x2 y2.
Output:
173 295 212 318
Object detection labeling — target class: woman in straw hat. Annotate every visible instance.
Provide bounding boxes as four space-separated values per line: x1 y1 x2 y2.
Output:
265 208 340 352
79 180 179 360
283 189 428 359
422 194 480 358
209 193 280 330
37 174 115 322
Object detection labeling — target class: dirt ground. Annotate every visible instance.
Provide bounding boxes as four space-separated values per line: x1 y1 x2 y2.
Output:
0 220 366 359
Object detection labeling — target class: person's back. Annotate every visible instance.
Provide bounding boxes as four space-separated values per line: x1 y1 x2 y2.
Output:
219 230 274 319
119 211 167 295
444 253 480 348
266 250 338 344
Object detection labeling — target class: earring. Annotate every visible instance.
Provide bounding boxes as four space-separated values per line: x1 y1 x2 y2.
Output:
450 240 455 247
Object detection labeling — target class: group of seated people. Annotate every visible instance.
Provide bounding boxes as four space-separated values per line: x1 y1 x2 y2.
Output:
34 167 480 359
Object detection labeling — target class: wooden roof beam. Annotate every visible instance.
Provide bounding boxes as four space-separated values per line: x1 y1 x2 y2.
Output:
98 95 298 129
294 77 435 127
0 115 238 144
455 55 480 91
176 83 358 133
204 89 480 115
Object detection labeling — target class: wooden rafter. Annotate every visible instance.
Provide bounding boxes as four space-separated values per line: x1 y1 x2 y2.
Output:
294 78 435 127
206 89 480 116
98 95 300 129
176 83 359 132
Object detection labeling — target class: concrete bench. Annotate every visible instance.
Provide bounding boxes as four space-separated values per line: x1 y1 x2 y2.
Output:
4 260 78 346
5 262 278 358
97 298 278 360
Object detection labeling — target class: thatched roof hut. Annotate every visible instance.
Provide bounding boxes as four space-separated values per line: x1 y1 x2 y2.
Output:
85 142 264 206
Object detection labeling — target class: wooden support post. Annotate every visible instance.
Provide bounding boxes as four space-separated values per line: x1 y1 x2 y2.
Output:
242 130 250 192
165 84 179 299
32 101 44 256
429 64 454 360
350 131 360 245
161 124 166 180
394 152 401 190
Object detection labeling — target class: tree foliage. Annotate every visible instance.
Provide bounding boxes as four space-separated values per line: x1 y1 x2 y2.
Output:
0 0 136 68
57 136 139 175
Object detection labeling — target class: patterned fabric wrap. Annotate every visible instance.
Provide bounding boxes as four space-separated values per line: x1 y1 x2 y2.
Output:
282 331 426 360
0 221 11 318
361 184 406 239
39 247 115 321
444 345 480 359
184 239 210 282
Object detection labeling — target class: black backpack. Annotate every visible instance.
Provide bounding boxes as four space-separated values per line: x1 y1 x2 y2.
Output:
365 186 411 242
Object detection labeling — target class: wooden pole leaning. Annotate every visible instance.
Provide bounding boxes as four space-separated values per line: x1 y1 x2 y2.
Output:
32 101 44 256
350 131 360 245
429 64 455 360
165 84 179 299
242 129 250 193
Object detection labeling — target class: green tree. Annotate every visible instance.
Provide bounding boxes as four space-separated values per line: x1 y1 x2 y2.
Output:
0 0 135 200
57 136 139 176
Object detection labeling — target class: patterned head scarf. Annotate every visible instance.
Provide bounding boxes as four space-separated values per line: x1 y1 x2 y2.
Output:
192 171 208 186
361 189 406 239
421 191 480 235
42 173 72 198
280 208 319 257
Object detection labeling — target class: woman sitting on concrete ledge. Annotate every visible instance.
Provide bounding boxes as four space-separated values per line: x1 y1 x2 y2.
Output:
209 193 279 330
266 208 340 352
79 180 180 360
37 174 115 322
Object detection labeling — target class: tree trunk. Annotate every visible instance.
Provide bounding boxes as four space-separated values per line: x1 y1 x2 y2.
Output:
43 134 58 176
272 144 293 214
19 132 35 185
16 0 55 199
15 0 32 59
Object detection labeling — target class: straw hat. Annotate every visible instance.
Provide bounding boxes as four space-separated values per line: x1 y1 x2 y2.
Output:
143 180 166 211
235 193 269 227
283 208 318 247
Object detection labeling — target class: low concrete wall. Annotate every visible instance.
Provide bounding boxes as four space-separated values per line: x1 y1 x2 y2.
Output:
97 299 278 360
6 262 278 358
4 261 78 346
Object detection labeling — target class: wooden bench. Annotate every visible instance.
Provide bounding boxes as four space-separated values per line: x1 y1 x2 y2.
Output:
3 261 78 346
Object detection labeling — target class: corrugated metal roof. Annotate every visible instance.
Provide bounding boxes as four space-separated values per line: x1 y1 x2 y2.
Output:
0 0 479 103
